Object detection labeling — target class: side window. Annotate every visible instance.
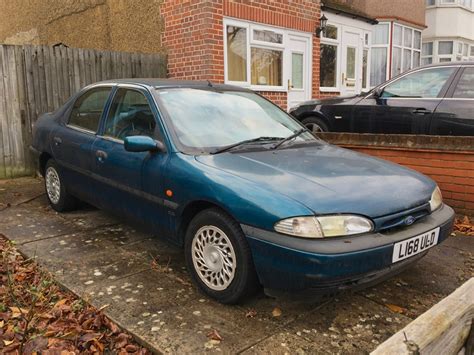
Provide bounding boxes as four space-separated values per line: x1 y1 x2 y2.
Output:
69 87 111 132
453 67 474 98
104 88 157 140
381 67 455 98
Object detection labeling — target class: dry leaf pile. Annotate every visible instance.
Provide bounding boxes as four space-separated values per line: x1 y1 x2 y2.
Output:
454 216 474 236
0 236 151 354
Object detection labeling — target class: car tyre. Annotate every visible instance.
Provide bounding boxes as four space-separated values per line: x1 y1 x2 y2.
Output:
44 159 78 212
302 116 329 133
185 208 259 304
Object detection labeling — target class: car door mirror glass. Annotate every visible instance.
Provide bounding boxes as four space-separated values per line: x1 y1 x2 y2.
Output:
124 136 164 153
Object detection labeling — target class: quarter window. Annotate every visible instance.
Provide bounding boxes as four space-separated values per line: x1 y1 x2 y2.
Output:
104 89 156 140
453 67 474 98
381 67 455 98
68 87 111 132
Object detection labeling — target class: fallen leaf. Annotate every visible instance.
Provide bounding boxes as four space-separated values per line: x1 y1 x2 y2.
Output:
385 304 406 314
125 344 138 352
3 339 14 346
9 306 28 318
245 309 257 318
0 320 4 327
207 329 223 341
272 307 282 317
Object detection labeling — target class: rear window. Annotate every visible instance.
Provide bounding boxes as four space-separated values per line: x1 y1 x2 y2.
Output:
68 87 111 132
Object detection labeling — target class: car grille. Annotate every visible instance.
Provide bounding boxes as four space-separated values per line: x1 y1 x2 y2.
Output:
374 202 431 233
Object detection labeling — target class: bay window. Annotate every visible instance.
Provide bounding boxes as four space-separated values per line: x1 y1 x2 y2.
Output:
391 24 422 77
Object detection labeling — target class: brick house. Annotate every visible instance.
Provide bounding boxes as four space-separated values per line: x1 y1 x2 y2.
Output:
160 0 425 110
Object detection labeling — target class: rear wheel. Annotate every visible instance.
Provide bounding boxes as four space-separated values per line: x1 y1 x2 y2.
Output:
184 208 259 304
302 116 329 133
44 159 78 212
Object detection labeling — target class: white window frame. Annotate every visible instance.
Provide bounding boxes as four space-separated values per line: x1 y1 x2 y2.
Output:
425 39 474 63
362 31 371 90
391 23 422 78
224 18 300 92
370 22 391 86
320 22 341 92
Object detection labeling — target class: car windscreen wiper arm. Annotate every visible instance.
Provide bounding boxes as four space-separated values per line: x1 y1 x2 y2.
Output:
210 136 283 154
271 128 307 150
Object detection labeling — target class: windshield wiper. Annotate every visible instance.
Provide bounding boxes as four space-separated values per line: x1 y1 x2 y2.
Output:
271 128 307 150
210 136 283 154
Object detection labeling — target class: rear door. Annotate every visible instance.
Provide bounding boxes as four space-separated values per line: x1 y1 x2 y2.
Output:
353 66 458 134
430 65 474 135
51 86 112 202
92 86 169 232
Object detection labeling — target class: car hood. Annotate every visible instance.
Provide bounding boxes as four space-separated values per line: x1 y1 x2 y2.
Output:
292 94 364 110
195 143 435 218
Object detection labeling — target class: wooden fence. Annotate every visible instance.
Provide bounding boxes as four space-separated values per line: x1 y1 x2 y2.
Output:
0 44 167 178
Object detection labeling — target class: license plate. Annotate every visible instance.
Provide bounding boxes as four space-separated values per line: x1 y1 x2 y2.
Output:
392 227 440 263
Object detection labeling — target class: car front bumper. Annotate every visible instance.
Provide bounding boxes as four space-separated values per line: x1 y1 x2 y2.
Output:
242 204 455 294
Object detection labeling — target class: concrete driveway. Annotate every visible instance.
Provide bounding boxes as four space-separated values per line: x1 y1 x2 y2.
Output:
1 177 473 354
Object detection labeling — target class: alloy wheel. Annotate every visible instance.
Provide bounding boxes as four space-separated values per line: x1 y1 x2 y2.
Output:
45 166 61 204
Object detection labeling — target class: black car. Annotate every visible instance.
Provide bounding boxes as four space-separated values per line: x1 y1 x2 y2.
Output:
290 62 474 136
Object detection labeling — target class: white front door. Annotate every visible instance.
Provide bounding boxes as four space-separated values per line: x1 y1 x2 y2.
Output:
341 29 362 95
287 34 311 110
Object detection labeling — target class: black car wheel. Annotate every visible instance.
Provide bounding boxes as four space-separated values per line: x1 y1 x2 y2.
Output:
302 116 329 133
44 159 78 212
184 208 259 304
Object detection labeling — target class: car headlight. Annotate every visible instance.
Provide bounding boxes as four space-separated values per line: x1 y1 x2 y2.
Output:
429 186 443 212
274 215 374 238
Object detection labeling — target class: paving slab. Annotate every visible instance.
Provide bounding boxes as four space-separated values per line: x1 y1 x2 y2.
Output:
1 177 473 354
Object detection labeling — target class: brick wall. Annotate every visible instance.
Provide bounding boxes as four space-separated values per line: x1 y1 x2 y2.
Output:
319 133 474 216
161 0 322 109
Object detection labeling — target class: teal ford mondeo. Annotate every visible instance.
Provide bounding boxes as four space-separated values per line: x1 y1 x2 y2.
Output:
31 79 455 303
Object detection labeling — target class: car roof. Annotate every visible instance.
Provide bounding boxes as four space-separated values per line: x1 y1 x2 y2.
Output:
92 78 252 91
415 61 474 69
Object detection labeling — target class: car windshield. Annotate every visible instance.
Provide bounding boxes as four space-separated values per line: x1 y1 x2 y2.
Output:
155 88 316 153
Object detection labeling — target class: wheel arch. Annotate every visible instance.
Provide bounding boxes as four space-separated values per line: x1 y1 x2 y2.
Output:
177 199 237 246
39 152 53 176
298 111 331 130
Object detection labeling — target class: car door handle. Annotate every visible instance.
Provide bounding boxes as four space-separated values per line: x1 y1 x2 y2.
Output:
95 150 108 162
53 136 62 146
412 108 431 115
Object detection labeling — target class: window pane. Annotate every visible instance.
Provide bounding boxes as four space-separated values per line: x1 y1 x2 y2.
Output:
323 25 338 40
69 88 111 132
362 49 368 88
404 28 413 47
457 42 463 54
346 47 356 79
373 24 389 45
463 44 468 56
438 41 453 54
291 53 304 89
250 47 282 86
320 44 337 87
439 57 452 62
393 25 402 46
471 46 474 56
370 47 387 86
426 0 435 5
403 49 412 71
226 26 247 82
422 57 433 65
382 67 455 98
453 67 474 98
413 51 421 68
104 89 156 140
422 42 433 55
253 29 283 44
414 31 422 49
392 47 402 77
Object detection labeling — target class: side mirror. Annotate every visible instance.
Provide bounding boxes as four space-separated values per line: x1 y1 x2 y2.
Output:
372 87 384 98
124 136 165 153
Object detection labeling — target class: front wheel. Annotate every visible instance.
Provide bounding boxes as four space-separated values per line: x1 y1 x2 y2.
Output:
184 208 259 304
44 159 78 212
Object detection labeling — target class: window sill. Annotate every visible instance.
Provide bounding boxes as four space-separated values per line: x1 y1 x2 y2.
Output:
320 87 340 93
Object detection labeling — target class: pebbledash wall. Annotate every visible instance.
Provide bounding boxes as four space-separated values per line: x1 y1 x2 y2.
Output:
161 0 321 110
320 133 474 216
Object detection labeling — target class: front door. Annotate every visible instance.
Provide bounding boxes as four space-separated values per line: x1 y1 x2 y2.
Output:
287 34 311 110
340 29 362 96
92 86 169 233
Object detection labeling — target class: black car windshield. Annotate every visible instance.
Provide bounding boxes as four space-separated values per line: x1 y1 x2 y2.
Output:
155 88 316 153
